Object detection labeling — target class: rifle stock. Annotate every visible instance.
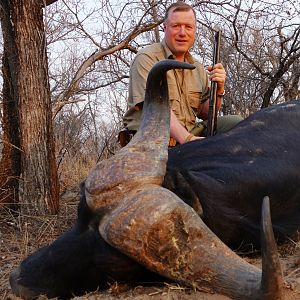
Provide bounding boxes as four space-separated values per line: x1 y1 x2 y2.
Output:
206 31 221 137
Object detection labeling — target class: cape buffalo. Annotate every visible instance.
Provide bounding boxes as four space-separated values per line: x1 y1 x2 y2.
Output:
10 60 300 299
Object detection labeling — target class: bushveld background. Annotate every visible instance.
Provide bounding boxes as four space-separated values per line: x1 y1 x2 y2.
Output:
0 1 299 299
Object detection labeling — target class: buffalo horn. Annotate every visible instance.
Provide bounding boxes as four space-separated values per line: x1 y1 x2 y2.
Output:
260 196 284 299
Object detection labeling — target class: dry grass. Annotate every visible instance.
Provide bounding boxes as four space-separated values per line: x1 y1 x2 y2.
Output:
58 156 97 195
2 187 300 300
0 187 79 300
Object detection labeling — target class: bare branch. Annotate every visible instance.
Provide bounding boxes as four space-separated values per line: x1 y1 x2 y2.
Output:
52 7 162 118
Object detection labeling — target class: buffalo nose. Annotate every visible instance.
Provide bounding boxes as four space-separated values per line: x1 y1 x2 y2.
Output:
10 267 37 300
9 267 21 293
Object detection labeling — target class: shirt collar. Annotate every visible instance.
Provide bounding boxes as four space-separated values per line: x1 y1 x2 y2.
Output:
161 38 195 64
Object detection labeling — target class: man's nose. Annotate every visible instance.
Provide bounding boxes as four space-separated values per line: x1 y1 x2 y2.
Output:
178 25 186 35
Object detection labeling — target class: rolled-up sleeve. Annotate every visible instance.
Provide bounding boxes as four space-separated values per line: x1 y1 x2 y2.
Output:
128 53 157 107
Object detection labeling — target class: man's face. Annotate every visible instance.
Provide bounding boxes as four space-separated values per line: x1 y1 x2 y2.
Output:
163 8 196 61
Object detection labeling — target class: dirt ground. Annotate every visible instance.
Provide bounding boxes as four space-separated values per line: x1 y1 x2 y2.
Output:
1 188 300 300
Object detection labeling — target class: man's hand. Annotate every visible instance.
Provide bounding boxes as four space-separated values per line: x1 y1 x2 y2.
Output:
190 135 204 142
207 63 226 94
170 110 204 144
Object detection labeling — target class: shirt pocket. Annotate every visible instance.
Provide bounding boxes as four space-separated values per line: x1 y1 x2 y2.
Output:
188 91 202 109
188 90 203 118
168 83 182 118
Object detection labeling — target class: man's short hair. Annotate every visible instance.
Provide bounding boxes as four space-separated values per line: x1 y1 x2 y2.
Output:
164 1 196 22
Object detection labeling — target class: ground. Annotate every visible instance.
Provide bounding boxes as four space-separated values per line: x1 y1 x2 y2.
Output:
1 188 300 300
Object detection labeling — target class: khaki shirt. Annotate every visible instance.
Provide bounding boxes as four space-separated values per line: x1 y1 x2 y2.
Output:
123 39 209 131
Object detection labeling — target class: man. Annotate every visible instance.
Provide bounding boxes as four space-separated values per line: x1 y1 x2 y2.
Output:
122 1 242 146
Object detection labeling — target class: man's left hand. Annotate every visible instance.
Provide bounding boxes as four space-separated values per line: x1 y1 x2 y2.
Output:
207 63 226 93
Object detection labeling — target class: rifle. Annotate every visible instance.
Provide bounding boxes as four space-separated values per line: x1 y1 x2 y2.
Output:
206 31 221 137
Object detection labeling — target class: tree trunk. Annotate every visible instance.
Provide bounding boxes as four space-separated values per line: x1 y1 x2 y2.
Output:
0 1 21 207
9 0 59 214
283 61 300 102
0 57 21 208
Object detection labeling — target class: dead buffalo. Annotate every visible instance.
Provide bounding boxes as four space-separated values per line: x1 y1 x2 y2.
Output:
164 98 300 251
10 60 300 299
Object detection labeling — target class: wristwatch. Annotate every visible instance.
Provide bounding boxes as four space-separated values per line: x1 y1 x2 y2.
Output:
217 90 225 97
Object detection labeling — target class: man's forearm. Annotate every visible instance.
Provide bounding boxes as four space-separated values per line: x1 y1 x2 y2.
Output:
170 110 190 144
170 110 200 144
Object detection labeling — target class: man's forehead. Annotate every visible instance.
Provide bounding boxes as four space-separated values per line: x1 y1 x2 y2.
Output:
166 9 196 24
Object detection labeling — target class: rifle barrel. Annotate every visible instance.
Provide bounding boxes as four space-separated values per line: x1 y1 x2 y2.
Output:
206 31 221 137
